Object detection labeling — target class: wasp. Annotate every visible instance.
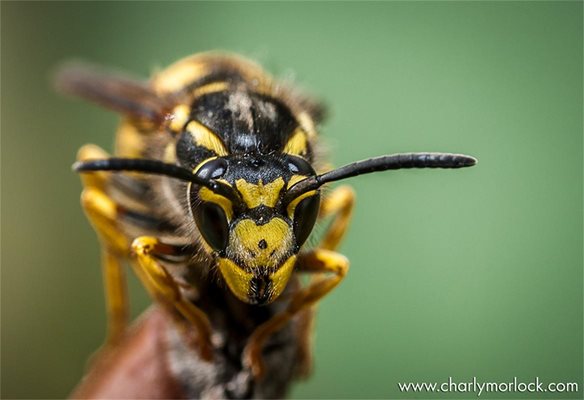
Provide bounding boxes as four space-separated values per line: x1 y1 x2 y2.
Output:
57 52 476 398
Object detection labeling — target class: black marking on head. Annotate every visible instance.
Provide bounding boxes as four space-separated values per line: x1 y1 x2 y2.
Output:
249 275 273 305
221 154 297 186
234 205 289 227
191 91 298 155
258 239 268 249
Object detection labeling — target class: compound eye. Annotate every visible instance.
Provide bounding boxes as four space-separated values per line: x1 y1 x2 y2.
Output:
195 157 228 180
286 155 316 176
293 194 320 247
194 202 229 252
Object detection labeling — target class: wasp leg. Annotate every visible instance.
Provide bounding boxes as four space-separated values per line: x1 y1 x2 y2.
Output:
78 144 111 191
319 185 355 251
243 249 349 378
131 236 214 361
81 189 129 343
79 145 130 344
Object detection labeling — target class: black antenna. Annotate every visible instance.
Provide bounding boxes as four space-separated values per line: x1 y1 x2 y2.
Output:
73 158 241 203
284 152 477 203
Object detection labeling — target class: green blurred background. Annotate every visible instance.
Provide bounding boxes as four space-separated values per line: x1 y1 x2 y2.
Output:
2 2 582 399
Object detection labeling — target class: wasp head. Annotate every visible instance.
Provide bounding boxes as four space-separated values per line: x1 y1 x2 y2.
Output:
189 154 320 305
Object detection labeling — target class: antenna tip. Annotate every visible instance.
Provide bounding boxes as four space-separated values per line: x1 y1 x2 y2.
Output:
460 154 478 167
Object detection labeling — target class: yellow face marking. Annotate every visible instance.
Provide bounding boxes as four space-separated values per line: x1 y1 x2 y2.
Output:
285 174 317 217
283 128 308 157
235 178 285 209
186 121 228 156
287 174 307 189
192 81 230 98
217 258 254 303
218 253 297 304
270 255 297 300
193 156 217 174
198 187 234 220
230 218 292 268
169 104 191 132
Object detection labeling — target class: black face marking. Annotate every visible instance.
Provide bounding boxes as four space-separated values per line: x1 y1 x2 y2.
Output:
258 239 267 249
191 91 298 155
234 205 291 227
222 154 294 186
249 275 273 305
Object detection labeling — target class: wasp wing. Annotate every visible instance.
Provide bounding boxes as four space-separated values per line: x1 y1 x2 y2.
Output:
55 62 171 122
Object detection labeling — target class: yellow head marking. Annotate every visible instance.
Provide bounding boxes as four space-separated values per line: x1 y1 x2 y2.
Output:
286 191 318 218
217 254 297 304
230 218 292 268
270 255 297 299
217 258 254 303
283 128 308 157
186 121 228 156
198 186 234 220
286 174 318 217
235 178 285 209
287 174 306 189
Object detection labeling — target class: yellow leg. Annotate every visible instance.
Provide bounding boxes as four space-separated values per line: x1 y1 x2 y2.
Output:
243 249 349 378
81 188 130 253
78 144 130 344
100 250 129 342
131 236 214 361
77 144 111 191
319 185 355 251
